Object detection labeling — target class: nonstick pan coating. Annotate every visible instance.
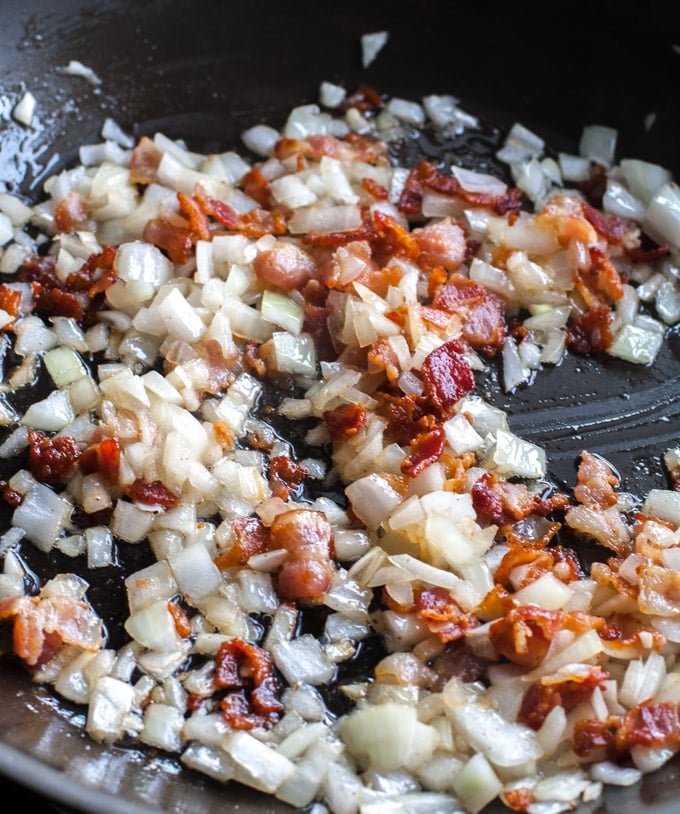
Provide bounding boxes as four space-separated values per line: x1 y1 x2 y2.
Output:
1 1 679 811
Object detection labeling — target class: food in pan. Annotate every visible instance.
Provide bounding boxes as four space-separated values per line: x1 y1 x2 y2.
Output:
0 81 679 814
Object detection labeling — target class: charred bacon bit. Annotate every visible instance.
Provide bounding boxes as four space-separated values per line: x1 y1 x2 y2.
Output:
566 305 614 354
383 392 436 446
27 430 82 485
626 243 671 263
518 666 609 730
421 339 475 415
416 586 478 642
270 509 335 604
215 638 283 730
54 191 90 233
126 478 180 508
582 201 628 244
572 717 619 759
0 593 104 668
269 454 308 500
216 516 269 569
79 437 121 482
323 402 367 441
401 426 446 478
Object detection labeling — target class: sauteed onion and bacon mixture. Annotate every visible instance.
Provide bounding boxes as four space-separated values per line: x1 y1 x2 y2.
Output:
0 81 680 814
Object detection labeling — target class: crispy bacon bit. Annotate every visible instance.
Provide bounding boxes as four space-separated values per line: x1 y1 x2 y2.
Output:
178 191 211 241
574 450 619 509
31 283 85 321
215 638 283 730
582 202 629 244
576 246 624 307
361 176 389 199
269 454 307 500
572 717 618 758
167 601 192 638
0 593 104 668
566 306 613 354
416 586 477 642
126 478 180 508
574 701 680 760
195 184 241 230
27 430 82 485
241 166 272 207
412 217 467 271
489 607 604 669
626 243 671 263
79 437 121 482
270 509 335 604
518 665 609 730
323 402 367 440
143 215 194 265
339 83 384 114
54 191 90 233
401 426 445 478
421 339 475 414
0 284 21 328
216 516 269 569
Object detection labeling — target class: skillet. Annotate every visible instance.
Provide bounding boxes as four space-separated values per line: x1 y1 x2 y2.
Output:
0 0 679 811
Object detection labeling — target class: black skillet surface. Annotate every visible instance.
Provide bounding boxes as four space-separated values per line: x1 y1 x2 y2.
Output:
0 1 680 812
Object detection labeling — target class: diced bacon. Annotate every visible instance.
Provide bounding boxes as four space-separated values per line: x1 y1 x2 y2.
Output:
0 593 104 668
268 454 307 500
401 426 445 478
269 509 335 604
215 638 283 730
126 478 180 508
518 665 609 730
412 217 467 271
421 339 475 414
573 450 618 509
143 215 194 265
323 402 367 440
488 607 605 669
129 136 162 185
54 191 89 233
79 437 121 482
216 516 269 568
416 586 477 642
27 430 82 485
0 284 22 328
566 306 614 354
252 240 317 291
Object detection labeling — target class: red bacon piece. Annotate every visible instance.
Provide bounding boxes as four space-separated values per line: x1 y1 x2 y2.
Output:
518 666 609 730
421 339 475 414
416 586 477 642
215 516 269 569
401 426 445 478
0 284 21 328
269 454 307 500
323 402 367 440
79 437 120 482
566 306 613 354
215 638 283 730
126 478 180 508
27 430 82 485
